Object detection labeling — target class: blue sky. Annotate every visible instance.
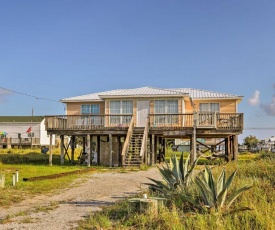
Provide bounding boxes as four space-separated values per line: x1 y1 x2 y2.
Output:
1 1 275 141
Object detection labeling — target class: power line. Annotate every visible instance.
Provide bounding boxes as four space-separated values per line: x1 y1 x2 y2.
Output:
0 86 61 103
244 127 275 130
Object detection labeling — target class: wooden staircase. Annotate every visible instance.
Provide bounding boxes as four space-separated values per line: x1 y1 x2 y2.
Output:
124 128 144 166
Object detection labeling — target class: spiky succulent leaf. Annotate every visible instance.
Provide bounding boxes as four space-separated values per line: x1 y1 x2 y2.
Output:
179 153 185 181
217 187 228 209
146 177 170 191
195 177 215 207
224 170 237 191
217 169 226 195
205 167 217 200
226 184 253 209
170 155 181 183
222 207 253 216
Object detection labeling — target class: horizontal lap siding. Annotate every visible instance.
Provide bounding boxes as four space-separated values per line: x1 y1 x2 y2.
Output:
66 102 105 115
190 100 237 113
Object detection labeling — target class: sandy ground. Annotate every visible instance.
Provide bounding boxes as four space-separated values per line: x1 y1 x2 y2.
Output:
0 167 162 230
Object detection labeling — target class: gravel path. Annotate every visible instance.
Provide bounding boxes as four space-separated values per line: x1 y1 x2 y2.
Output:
0 167 162 230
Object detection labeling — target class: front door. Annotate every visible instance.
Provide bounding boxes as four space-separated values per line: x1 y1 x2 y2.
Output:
137 100 150 127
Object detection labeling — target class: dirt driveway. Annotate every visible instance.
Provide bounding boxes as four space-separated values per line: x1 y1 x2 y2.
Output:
0 167 162 230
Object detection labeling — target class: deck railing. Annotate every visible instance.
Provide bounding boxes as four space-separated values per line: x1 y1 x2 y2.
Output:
45 113 243 131
45 114 132 130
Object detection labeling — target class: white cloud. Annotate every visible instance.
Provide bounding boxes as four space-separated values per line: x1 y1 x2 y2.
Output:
260 97 275 116
248 90 260 106
0 88 11 102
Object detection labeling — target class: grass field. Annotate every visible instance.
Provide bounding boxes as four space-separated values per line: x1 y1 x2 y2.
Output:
77 152 275 230
0 148 101 207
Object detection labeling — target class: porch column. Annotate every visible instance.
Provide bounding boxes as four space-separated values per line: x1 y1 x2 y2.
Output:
109 134 112 167
71 136 75 164
60 135 65 165
49 134 53 166
86 134 91 167
151 134 155 166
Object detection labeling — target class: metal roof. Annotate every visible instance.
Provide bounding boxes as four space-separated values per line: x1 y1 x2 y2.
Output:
98 87 185 97
61 86 243 102
0 116 45 123
169 88 243 99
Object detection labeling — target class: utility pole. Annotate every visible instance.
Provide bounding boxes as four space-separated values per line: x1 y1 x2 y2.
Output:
31 108 33 149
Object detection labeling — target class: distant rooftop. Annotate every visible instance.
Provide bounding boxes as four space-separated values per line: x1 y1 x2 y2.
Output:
0 116 45 123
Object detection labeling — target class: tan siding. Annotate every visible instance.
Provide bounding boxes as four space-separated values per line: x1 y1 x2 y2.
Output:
66 102 105 115
184 98 194 113
191 99 237 113
220 100 237 113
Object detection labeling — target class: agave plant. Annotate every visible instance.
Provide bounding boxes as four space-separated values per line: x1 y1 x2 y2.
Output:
146 153 200 196
192 166 253 215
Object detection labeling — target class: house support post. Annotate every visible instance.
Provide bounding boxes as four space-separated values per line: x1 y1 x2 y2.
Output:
90 135 93 165
60 135 65 165
224 137 229 162
233 135 238 161
191 130 197 164
162 138 166 162
109 134 112 167
49 134 53 166
86 134 91 167
71 136 75 164
228 136 233 162
97 136 100 165
151 134 155 166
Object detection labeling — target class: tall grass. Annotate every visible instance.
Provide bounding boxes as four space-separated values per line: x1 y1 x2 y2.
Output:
78 153 275 230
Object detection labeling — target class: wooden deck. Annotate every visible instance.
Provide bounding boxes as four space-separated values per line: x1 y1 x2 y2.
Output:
45 112 243 134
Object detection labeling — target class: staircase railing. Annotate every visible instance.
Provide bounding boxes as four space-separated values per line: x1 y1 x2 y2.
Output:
140 116 150 165
121 117 135 166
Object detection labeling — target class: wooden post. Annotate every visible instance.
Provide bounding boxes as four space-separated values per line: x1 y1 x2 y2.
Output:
97 135 100 165
49 134 53 166
71 136 75 164
163 138 166 162
109 133 112 167
60 135 65 165
87 134 91 167
152 134 155 165
225 137 229 162
118 136 122 166
90 135 93 165
144 136 148 166
0 174 5 188
233 135 238 161
156 137 160 163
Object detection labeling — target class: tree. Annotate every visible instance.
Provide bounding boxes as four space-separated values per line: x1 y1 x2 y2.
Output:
243 135 259 149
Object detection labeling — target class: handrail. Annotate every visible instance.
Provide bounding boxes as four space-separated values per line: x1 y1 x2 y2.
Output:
121 116 135 166
140 116 150 163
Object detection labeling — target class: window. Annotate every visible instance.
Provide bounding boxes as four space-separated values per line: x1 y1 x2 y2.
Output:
27 132 34 137
81 104 101 125
154 100 178 124
110 100 133 125
199 103 220 112
81 104 100 114
198 103 219 126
